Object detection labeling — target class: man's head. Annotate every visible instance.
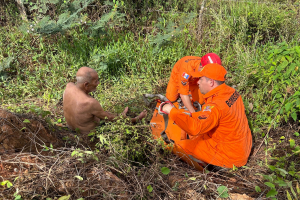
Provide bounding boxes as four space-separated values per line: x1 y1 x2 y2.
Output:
196 63 227 95
76 67 99 93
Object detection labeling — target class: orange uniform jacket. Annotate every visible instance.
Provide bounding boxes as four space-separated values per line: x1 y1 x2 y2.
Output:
169 84 252 168
166 56 205 104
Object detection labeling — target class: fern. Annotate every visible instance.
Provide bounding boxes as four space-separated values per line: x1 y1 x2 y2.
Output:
0 56 14 81
20 0 126 36
149 12 197 49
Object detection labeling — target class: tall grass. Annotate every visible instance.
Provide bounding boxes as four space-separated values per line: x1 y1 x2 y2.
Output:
1 0 299 130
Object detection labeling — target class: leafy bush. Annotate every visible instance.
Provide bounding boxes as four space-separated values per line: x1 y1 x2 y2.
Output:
245 42 300 129
90 119 156 164
208 1 299 46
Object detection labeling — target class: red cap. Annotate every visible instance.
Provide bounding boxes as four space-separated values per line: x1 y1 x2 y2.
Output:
197 63 227 81
201 53 221 67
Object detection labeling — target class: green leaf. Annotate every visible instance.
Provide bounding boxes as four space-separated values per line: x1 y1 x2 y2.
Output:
84 151 93 155
6 181 13 188
147 185 153 192
275 180 288 187
291 112 297 121
23 119 30 123
290 139 295 148
266 188 278 198
161 167 170 175
290 185 298 200
189 177 196 181
287 190 293 200
74 175 83 181
255 186 261 192
294 132 299 137
265 182 275 188
296 182 300 194
289 171 295 176
14 195 22 200
232 165 238 171
261 174 274 182
276 168 288 176
280 136 285 140
58 196 71 200
77 198 84 200
42 145 49 151
217 185 229 198
98 135 107 145
0 180 7 186
285 103 293 112
71 150 78 157
268 165 276 171
295 46 300 54
88 132 95 136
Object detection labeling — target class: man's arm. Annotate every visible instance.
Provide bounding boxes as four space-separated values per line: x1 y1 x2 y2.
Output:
178 69 196 113
90 99 147 123
162 103 220 136
180 94 196 113
90 99 119 121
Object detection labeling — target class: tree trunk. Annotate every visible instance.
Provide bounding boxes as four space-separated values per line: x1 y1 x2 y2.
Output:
16 0 28 22
197 0 207 42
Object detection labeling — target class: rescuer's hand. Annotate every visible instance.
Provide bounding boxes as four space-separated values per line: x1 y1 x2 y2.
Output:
158 101 174 115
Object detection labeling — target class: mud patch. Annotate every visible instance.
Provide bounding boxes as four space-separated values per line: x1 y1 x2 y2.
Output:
0 108 64 153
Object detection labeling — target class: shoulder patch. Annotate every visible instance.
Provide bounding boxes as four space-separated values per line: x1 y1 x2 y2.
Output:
226 91 240 107
181 81 187 86
203 105 214 112
182 72 190 79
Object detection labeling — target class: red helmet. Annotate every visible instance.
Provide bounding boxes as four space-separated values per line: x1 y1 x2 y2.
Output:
201 53 222 67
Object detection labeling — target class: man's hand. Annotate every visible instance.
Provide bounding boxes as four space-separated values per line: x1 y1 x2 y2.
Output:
133 109 147 123
158 101 174 115
162 104 173 114
121 107 129 117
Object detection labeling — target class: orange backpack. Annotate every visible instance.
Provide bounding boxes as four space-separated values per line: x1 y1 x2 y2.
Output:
150 101 205 171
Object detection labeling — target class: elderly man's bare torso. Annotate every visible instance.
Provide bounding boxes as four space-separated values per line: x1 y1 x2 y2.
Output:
63 67 147 134
63 82 100 134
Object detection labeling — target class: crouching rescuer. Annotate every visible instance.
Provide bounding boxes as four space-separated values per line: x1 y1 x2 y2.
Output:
160 63 252 168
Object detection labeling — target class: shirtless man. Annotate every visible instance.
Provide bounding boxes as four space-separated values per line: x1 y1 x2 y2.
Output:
63 67 147 134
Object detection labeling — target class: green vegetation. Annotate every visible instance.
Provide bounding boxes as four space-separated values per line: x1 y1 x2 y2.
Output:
0 0 300 199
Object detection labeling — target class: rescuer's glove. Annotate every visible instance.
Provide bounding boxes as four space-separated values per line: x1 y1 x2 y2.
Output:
158 101 174 115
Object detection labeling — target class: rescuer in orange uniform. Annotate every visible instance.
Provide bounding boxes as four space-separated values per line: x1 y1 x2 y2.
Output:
165 53 222 113
160 63 252 168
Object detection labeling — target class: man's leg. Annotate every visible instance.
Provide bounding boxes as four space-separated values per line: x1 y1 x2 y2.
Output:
172 144 205 171
176 135 226 168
